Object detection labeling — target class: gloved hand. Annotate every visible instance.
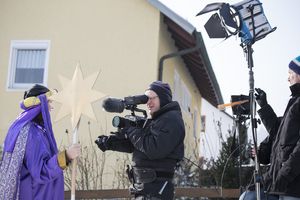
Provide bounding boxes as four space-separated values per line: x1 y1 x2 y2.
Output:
254 88 268 107
95 135 111 152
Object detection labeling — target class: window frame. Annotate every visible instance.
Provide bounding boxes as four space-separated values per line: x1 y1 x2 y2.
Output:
7 40 50 90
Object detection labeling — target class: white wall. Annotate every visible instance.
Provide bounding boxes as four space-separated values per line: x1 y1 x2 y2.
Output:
200 98 234 160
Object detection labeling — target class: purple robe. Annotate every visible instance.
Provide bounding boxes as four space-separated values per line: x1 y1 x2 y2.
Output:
0 94 64 200
19 122 64 200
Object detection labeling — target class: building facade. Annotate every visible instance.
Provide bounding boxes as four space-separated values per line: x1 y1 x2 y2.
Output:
0 0 224 188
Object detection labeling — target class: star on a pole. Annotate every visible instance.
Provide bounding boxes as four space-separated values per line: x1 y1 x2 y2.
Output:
51 63 106 130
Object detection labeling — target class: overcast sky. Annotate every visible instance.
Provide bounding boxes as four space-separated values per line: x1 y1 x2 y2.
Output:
159 0 300 141
159 0 300 114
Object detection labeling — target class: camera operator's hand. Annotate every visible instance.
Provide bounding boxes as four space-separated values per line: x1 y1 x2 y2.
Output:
95 135 111 152
255 88 268 108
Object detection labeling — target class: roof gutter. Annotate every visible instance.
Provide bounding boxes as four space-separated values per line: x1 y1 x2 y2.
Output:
158 32 201 81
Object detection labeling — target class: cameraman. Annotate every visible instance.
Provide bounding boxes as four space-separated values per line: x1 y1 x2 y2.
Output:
96 81 185 199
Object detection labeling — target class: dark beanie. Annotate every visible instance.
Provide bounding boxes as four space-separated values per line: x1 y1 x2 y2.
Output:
289 56 300 75
148 81 172 107
24 84 50 99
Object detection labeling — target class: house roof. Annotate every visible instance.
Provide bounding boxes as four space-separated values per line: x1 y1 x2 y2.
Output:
148 0 224 107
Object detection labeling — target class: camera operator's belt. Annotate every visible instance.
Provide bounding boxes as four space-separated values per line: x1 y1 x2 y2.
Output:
132 167 174 184
156 171 174 179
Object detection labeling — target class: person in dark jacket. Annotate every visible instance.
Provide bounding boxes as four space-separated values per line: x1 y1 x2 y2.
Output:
254 55 300 200
96 81 185 199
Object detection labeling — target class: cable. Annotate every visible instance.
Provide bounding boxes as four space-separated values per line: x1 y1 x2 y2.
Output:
183 157 202 170
182 144 259 200
182 157 221 194
220 143 246 197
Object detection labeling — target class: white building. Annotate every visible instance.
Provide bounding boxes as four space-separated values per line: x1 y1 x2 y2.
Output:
200 98 234 160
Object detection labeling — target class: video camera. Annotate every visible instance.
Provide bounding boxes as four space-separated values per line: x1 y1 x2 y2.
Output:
95 95 148 152
102 94 148 129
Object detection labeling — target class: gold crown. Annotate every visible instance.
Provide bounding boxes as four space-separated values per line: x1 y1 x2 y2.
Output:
22 90 57 108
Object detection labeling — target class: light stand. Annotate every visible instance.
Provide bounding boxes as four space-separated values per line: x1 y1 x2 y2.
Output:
245 43 261 200
231 94 250 194
196 1 276 199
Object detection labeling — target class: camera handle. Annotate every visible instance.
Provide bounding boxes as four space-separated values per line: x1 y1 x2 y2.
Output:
127 105 147 119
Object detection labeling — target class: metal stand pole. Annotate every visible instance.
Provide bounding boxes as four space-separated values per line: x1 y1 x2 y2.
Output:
244 44 261 200
235 116 243 195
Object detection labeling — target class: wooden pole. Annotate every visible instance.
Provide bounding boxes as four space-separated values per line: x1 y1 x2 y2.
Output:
70 120 80 200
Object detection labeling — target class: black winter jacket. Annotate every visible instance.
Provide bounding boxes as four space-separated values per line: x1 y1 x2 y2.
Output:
257 83 300 197
109 101 185 172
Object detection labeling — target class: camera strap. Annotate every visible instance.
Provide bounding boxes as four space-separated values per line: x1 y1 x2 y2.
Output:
142 119 149 128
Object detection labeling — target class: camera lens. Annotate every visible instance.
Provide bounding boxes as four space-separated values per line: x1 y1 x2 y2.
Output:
112 116 121 128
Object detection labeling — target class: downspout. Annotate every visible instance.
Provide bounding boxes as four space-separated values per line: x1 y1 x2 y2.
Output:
158 32 201 81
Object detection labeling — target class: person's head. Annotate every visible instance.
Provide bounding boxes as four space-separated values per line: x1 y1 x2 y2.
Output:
145 81 172 116
24 84 50 98
288 56 300 85
21 85 57 153
24 84 53 112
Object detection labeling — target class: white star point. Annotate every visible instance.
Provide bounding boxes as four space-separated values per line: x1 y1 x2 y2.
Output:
52 63 106 129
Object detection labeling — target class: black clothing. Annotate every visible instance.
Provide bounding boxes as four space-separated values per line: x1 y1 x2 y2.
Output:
257 83 300 197
107 101 185 199
133 180 174 199
257 135 273 165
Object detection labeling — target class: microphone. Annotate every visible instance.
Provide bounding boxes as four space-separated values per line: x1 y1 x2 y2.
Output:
102 95 149 113
102 98 125 113
217 100 249 110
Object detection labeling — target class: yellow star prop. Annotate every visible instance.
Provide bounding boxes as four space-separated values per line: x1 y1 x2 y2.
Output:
51 63 106 130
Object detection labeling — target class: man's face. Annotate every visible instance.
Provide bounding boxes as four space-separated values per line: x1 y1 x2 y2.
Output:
145 90 160 116
288 69 300 85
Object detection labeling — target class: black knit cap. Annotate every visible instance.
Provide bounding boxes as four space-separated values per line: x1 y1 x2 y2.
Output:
24 84 50 99
148 81 172 107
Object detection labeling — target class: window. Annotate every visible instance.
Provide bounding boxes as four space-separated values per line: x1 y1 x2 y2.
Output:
173 69 191 114
7 40 50 89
